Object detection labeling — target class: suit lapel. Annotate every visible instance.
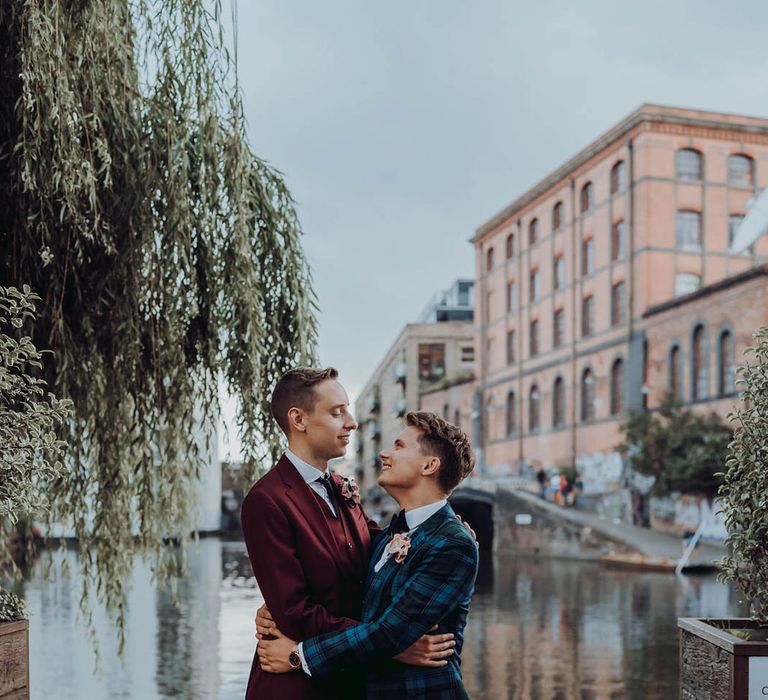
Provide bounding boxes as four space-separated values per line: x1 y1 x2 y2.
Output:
278 456 349 574
364 503 456 621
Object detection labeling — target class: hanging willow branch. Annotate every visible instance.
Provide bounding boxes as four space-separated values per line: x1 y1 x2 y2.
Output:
0 0 317 647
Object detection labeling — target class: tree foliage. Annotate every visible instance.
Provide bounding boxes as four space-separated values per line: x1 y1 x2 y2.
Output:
0 0 317 645
617 393 730 497
719 327 768 625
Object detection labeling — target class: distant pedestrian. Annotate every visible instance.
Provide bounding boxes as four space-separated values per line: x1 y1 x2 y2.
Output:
536 469 547 499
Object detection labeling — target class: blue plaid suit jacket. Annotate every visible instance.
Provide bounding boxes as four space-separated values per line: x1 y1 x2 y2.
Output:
301 503 479 699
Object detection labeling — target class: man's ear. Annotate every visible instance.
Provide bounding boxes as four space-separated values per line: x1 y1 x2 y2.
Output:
422 456 441 477
287 407 307 433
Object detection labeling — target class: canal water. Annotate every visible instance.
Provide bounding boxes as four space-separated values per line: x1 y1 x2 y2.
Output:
19 537 745 699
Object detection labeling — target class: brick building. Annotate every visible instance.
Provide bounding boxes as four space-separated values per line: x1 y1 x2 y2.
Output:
431 104 768 477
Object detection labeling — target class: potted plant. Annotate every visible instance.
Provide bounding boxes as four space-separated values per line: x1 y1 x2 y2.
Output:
679 327 768 699
0 286 70 700
0 589 29 699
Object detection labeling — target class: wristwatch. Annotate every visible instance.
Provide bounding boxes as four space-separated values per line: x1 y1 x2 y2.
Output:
288 646 302 671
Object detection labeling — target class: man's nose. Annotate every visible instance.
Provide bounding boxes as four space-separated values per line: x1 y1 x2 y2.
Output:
345 412 358 431
379 450 388 461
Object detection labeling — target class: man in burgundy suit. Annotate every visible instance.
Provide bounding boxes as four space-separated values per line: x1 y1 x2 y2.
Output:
241 367 453 700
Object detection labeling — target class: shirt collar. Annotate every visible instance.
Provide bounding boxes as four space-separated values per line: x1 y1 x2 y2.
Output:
404 499 448 530
285 449 327 484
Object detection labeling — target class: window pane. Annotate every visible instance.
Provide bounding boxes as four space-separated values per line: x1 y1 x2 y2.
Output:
530 270 540 302
728 214 745 248
611 161 626 194
692 326 707 400
506 329 516 364
506 234 515 258
486 247 495 271
728 154 754 187
676 149 702 180
553 378 565 427
718 331 735 396
611 282 626 326
675 211 702 250
612 221 626 260
582 239 595 275
529 385 540 431
506 392 516 435
461 346 474 363
530 320 539 356
553 309 565 347
418 343 445 380
553 202 563 231
582 296 594 336
507 280 517 313
581 370 595 421
529 218 539 245
610 360 625 414
554 255 565 290
581 183 593 213
670 346 683 399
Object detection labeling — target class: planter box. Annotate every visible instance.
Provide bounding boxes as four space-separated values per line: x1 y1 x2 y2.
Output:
679 618 768 699
0 620 29 700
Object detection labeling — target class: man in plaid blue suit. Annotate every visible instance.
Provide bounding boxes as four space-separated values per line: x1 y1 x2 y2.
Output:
258 411 478 699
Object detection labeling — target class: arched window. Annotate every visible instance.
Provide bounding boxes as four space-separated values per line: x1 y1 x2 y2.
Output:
669 344 683 399
506 391 516 436
506 280 517 313
529 268 541 302
610 359 625 415
676 148 702 180
692 325 708 401
610 160 626 194
454 408 461 428
552 201 564 231
676 210 702 250
529 218 539 245
718 329 735 397
443 403 450 420
552 377 565 427
581 369 595 421
611 282 626 326
580 182 594 213
486 247 495 272
529 385 540 433
553 254 565 289
728 154 754 187
506 233 515 259
506 329 516 364
581 295 594 337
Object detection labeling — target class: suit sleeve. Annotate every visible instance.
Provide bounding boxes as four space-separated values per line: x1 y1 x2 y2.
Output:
241 490 358 641
300 532 478 678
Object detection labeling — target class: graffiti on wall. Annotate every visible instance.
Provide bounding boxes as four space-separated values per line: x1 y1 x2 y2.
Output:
575 451 624 495
650 494 727 543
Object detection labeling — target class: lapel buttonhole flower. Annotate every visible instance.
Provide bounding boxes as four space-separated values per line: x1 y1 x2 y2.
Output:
386 532 411 564
340 475 361 507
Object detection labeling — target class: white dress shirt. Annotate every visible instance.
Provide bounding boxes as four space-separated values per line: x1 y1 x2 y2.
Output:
284 449 336 517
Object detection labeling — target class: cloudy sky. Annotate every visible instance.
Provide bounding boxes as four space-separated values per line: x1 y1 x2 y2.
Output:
220 0 768 457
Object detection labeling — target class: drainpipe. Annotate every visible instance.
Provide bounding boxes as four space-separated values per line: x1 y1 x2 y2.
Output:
517 218 524 473
569 178 578 468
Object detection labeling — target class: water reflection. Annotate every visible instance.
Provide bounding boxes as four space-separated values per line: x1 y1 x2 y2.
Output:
17 540 744 699
462 555 746 699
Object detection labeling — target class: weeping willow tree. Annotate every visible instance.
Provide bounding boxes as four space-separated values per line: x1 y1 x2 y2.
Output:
0 0 317 645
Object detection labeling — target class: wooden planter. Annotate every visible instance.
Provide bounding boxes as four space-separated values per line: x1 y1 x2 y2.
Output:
0 620 29 700
679 618 768 699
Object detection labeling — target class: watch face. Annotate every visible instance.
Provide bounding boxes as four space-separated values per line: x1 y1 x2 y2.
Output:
289 650 301 669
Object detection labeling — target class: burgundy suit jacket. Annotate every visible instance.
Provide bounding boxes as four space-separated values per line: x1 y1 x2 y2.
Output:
241 455 381 700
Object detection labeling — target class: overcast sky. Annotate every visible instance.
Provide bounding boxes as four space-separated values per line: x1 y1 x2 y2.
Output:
220 0 768 458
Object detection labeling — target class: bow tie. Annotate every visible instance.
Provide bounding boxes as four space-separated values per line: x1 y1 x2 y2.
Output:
389 509 409 535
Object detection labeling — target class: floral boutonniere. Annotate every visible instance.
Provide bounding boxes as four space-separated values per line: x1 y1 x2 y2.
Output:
386 532 412 564
340 475 360 508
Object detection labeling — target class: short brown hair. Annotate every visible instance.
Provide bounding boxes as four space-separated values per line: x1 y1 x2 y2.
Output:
271 367 338 435
405 411 475 493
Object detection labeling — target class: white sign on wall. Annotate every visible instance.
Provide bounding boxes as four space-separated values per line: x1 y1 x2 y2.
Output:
749 656 768 699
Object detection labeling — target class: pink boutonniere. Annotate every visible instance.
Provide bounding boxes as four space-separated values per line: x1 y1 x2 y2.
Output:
386 532 412 564
340 476 360 508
